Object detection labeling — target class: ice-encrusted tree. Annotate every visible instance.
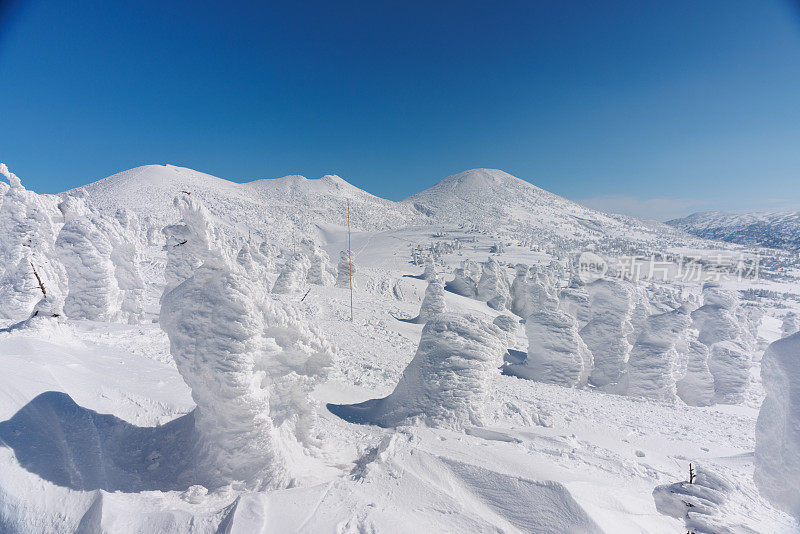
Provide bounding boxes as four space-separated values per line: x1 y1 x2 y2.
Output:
675 339 716 407
558 276 592 329
328 313 506 429
445 259 480 298
581 278 636 389
306 247 336 286
754 332 800 520
691 282 752 404
476 257 511 310
515 270 560 319
335 250 355 289
619 306 692 401
409 274 446 324
162 194 219 297
505 309 592 387
160 251 335 490
55 196 124 322
509 263 530 316
0 162 67 322
782 312 798 337
272 253 310 294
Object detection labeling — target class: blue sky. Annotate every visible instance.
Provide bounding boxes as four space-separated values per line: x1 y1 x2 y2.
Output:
1 0 799 220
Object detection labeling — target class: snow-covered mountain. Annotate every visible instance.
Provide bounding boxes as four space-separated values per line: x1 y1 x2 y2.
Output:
73 165 681 245
71 164 415 243
667 210 800 250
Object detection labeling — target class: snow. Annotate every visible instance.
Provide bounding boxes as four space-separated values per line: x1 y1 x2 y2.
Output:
755 332 800 519
0 162 797 533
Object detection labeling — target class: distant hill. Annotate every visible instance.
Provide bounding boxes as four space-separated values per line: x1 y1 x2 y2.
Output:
667 210 800 250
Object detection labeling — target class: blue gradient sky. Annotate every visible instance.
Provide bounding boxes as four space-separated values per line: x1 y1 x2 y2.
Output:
1 0 799 220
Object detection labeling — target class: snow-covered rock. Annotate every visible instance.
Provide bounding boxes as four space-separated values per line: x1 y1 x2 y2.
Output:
506 309 592 388
328 313 505 428
755 332 800 519
160 261 335 490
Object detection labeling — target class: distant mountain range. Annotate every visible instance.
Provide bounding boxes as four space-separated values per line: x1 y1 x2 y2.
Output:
70 166 682 246
667 211 800 251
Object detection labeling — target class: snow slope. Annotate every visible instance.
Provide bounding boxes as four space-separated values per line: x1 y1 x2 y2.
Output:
667 210 800 250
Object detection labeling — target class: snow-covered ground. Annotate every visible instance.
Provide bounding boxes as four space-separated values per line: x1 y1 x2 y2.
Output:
1 163 798 533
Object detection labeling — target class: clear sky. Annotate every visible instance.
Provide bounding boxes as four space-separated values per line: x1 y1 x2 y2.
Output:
1 0 799 220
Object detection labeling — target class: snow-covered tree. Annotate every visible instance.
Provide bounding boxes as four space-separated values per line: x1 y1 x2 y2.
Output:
55 197 123 322
782 312 798 337
328 313 505 429
160 259 335 490
676 339 716 407
335 250 355 289
506 309 592 388
411 274 446 324
582 279 636 389
162 194 219 297
620 306 692 401
0 162 67 322
691 282 752 404
445 259 480 298
272 253 310 294
755 332 800 519
476 257 511 310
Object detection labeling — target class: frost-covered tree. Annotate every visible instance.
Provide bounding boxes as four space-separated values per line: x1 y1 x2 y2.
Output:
162 194 219 297
55 197 124 322
755 332 800 519
160 255 335 490
782 312 798 337
445 259 480 298
335 250 355 289
272 253 310 294
620 306 692 401
328 313 505 429
506 309 592 388
582 279 636 389
307 248 336 286
510 264 530 316
477 257 511 310
410 275 446 324
691 282 752 404
676 340 716 407
0 162 67 322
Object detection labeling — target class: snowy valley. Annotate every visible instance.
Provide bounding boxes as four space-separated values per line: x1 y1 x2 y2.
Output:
1 162 799 533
